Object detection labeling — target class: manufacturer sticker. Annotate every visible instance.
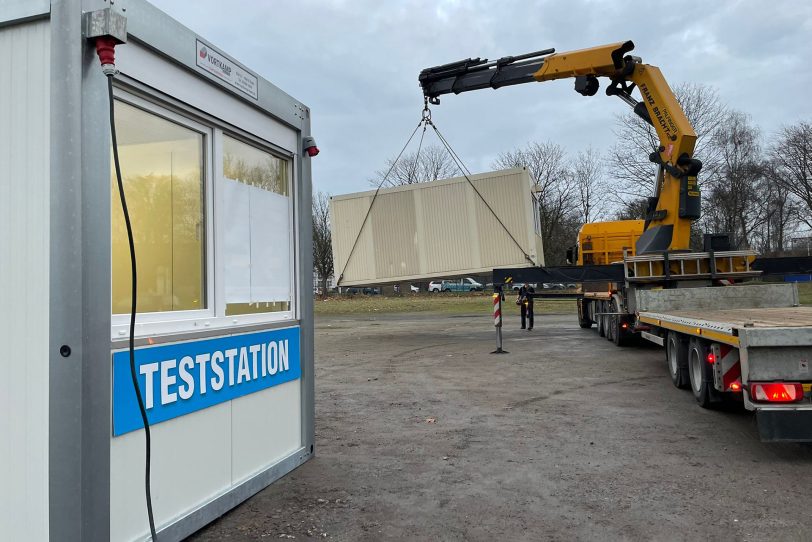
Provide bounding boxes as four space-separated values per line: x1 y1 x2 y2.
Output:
196 39 259 100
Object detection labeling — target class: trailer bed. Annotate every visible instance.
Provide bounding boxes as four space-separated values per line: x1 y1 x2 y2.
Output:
639 307 812 348
641 306 812 330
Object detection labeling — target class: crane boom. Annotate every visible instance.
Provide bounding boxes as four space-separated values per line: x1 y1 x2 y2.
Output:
419 40 701 254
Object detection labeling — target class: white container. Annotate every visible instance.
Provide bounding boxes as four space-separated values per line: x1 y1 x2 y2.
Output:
330 168 544 286
0 2 315 540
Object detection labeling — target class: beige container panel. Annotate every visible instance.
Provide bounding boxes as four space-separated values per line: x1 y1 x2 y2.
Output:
331 195 376 283
330 168 543 285
474 172 531 268
419 182 476 273
371 191 421 279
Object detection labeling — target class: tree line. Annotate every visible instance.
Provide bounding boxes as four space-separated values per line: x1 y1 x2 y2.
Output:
314 84 812 281
612 83 811 260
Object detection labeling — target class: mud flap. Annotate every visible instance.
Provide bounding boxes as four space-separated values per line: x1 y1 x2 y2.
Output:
757 410 812 442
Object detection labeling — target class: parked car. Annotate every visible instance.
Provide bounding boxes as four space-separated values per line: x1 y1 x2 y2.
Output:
448 277 484 292
410 284 420 293
344 286 380 295
430 278 484 292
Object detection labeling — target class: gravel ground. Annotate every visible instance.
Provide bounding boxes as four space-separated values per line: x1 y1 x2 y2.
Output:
190 310 812 542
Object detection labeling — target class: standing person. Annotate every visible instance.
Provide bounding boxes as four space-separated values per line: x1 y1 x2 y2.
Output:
517 284 528 329
525 285 535 330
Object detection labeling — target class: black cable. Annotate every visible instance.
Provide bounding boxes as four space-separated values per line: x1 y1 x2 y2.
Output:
429 121 534 263
336 118 425 285
108 75 158 541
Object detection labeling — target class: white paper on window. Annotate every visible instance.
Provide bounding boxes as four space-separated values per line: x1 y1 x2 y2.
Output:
223 178 252 303
249 185 291 302
223 178 291 304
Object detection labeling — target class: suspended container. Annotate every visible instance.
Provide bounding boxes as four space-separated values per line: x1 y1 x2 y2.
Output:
0 1 316 540
331 168 544 286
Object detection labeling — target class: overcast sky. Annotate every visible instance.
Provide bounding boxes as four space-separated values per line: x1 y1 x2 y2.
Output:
149 0 812 197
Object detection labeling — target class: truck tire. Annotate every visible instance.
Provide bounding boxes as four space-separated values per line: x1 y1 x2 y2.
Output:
688 338 719 408
666 331 690 389
610 300 630 346
597 301 606 337
578 299 592 328
605 305 615 342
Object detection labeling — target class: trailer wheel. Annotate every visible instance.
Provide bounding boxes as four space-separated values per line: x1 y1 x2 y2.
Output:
578 299 592 328
611 300 631 347
666 331 689 389
597 301 606 337
605 305 615 342
688 338 719 408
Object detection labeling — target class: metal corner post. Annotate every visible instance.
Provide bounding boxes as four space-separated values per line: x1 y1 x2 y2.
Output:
49 0 112 539
81 11 114 542
299 114 316 456
48 0 84 539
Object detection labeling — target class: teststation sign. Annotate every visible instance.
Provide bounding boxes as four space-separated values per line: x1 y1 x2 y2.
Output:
112 327 301 436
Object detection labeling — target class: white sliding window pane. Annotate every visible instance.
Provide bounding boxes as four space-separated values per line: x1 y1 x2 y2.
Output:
223 178 251 303
249 185 290 303
221 135 292 316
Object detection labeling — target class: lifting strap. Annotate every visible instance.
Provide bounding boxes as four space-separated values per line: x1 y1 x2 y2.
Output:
336 101 533 285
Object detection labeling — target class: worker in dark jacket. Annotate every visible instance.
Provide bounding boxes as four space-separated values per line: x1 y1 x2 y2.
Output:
517 284 535 330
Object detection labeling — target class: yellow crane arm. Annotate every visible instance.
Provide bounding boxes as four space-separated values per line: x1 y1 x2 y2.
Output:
419 40 701 253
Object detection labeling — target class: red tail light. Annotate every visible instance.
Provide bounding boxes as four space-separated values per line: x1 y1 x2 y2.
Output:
706 352 715 364
750 382 804 403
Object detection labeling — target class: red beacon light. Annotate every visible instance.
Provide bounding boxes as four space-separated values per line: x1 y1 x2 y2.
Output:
303 136 319 157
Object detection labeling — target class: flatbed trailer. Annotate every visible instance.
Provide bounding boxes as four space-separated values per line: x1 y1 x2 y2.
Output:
500 250 812 441
635 284 812 442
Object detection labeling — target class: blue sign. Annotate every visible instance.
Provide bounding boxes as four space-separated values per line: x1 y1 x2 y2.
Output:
113 326 301 436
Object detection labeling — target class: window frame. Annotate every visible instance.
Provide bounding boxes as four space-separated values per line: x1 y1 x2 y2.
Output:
110 87 297 340
213 130 297 326
110 90 215 337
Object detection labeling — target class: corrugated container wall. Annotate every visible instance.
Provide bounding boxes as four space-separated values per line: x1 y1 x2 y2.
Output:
0 18 51 541
330 168 544 286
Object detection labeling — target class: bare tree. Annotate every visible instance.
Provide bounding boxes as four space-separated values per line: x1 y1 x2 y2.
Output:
312 191 333 298
752 162 800 254
700 111 764 248
572 146 606 223
370 144 459 187
769 121 812 229
614 198 649 221
492 141 579 264
609 83 728 202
